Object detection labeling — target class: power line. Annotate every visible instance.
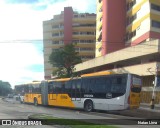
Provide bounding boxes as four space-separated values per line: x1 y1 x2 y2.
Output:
0 39 159 45
0 39 160 54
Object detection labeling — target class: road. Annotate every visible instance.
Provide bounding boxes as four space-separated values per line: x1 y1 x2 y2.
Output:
0 98 159 128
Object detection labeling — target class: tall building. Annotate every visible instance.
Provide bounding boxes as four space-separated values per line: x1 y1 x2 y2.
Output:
126 0 160 45
96 0 126 57
43 7 96 79
96 0 160 57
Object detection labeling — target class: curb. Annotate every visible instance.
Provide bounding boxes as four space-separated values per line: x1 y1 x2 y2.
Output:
28 113 55 120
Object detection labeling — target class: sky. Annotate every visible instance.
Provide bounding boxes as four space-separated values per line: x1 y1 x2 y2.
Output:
0 0 96 88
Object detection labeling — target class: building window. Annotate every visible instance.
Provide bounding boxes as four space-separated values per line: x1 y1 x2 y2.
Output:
73 32 79 35
81 15 85 17
52 25 59 29
52 41 59 44
99 7 102 12
97 34 102 42
52 33 59 36
98 47 102 52
152 20 160 28
72 40 79 43
74 15 78 18
126 30 136 41
79 32 95 35
127 0 136 11
100 17 102 22
151 4 160 11
127 13 137 25
79 48 94 51
129 30 136 39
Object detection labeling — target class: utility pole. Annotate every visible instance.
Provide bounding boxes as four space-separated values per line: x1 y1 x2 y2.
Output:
151 64 158 109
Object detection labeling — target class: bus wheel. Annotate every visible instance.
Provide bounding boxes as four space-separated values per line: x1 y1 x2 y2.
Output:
34 98 38 106
84 100 93 112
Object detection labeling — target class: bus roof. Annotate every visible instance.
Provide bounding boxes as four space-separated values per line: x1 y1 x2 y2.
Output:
30 81 41 85
16 81 41 86
53 78 71 82
81 71 114 77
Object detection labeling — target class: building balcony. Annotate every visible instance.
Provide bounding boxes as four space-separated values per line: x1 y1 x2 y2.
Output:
52 34 64 40
73 40 95 48
72 32 95 39
72 25 96 31
75 48 94 53
97 12 102 22
96 41 102 49
96 29 102 40
73 16 96 23
97 20 102 31
52 26 64 32
51 18 63 25
97 1 103 12
78 51 95 56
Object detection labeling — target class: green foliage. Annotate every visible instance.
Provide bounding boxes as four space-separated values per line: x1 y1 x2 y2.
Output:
49 44 82 78
0 80 12 96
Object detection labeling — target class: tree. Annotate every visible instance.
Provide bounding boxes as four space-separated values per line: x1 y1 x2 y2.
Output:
49 44 82 78
0 80 12 96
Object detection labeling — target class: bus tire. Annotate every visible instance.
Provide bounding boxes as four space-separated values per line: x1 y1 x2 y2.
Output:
34 98 38 106
84 100 93 112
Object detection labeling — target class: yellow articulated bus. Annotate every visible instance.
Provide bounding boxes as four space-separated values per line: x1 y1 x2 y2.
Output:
15 81 42 105
15 72 142 112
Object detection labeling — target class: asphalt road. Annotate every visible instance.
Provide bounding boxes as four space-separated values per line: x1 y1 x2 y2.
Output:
0 98 159 128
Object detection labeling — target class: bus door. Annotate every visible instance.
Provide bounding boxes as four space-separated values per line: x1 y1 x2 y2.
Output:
28 85 33 103
48 81 57 106
71 79 81 101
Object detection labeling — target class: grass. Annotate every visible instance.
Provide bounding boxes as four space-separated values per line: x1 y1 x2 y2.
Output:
28 114 119 128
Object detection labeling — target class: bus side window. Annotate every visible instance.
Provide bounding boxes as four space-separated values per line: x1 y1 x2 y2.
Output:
24 85 29 93
32 84 41 93
55 82 62 94
89 78 96 93
106 78 111 92
111 77 126 93
48 82 54 93
76 79 81 93
81 78 89 93
72 80 76 92
29 85 32 93
65 81 72 93
61 82 65 93
53 82 57 93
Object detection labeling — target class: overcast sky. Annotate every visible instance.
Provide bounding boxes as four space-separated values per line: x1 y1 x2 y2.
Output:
0 0 96 88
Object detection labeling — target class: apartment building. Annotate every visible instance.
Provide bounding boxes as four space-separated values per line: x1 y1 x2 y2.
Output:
43 7 96 79
74 0 160 103
96 0 160 57
126 0 160 45
96 0 126 57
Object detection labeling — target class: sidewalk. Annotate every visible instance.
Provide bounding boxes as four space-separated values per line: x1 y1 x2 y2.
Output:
139 103 160 113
